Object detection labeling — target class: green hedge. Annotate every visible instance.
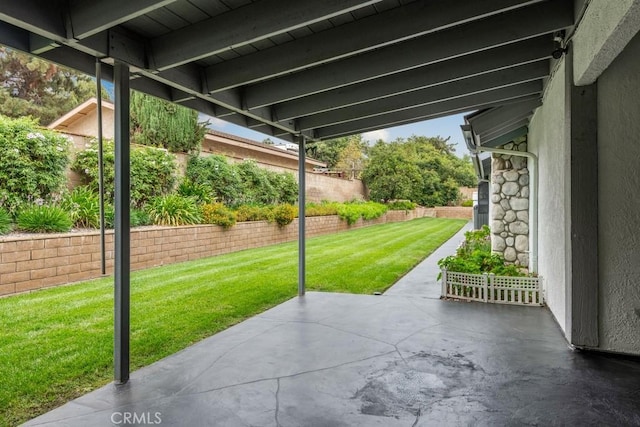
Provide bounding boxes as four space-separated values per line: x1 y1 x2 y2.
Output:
72 139 177 208
0 116 70 214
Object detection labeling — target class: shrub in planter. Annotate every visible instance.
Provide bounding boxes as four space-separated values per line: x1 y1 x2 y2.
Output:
146 195 201 226
177 178 212 204
17 205 72 233
61 186 100 228
305 201 339 217
103 206 149 228
337 201 388 225
235 205 273 222
130 208 151 227
272 204 297 227
387 200 416 211
437 225 525 277
0 207 12 234
461 199 473 207
201 203 236 229
73 139 177 208
0 116 71 214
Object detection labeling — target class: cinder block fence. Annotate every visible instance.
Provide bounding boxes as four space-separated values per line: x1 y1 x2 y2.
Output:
0 207 470 297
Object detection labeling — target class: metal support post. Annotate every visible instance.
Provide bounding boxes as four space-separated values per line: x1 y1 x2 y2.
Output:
298 135 306 296
96 58 106 275
113 61 131 384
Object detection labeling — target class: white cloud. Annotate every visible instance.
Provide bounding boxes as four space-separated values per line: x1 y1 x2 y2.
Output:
361 129 390 144
198 113 228 129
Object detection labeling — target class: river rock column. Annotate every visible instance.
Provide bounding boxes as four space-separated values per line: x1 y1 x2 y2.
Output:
490 139 530 268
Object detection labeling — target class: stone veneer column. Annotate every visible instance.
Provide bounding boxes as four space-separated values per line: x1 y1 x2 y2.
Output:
490 139 530 268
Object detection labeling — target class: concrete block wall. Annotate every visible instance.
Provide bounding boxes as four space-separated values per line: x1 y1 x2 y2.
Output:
0 207 443 297
433 207 472 220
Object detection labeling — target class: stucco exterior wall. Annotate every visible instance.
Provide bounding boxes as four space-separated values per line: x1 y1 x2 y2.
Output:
528 59 572 334
596 31 640 354
573 0 640 85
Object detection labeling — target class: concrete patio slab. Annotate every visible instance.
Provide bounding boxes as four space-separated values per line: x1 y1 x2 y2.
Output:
25 224 640 426
25 292 640 426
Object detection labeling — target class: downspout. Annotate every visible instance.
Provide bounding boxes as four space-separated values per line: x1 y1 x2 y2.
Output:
471 146 538 274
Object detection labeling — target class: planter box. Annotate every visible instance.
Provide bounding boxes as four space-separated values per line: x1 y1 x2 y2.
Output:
441 269 543 306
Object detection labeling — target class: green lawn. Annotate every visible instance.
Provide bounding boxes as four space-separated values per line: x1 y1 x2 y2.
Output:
0 217 465 425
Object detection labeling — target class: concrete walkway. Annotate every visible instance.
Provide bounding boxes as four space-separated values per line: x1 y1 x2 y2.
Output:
384 221 472 298
25 223 640 427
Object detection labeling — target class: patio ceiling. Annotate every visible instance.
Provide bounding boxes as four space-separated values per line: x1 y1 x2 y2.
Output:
0 0 575 142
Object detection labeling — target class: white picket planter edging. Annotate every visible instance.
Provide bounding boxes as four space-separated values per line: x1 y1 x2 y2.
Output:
440 269 543 306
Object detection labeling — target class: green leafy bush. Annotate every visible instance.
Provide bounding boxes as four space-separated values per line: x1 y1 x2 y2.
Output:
201 202 236 229
17 205 72 233
186 156 298 206
235 160 277 205
177 178 212 204
438 226 525 277
61 186 100 228
185 155 242 205
0 116 71 214
103 206 149 228
337 201 388 225
305 201 340 217
130 208 151 227
272 204 297 227
461 199 474 207
387 200 417 211
146 195 201 226
0 207 12 234
235 205 274 222
72 139 177 208
270 171 298 205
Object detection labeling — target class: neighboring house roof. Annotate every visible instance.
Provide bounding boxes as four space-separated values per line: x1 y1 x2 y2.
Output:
47 97 114 135
48 98 326 169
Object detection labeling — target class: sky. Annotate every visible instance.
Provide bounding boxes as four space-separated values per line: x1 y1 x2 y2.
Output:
203 112 472 157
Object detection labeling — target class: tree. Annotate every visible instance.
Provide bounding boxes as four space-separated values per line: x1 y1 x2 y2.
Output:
305 137 351 168
362 136 477 206
334 135 367 178
130 91 207 153
0 47 99 125
361 140 423 201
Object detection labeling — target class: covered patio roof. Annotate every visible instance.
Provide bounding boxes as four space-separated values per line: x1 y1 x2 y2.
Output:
0 0 574 142
0 0 581 386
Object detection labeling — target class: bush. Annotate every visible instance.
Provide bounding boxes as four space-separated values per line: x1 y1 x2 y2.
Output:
305 202 339 217
185 155 298 206
17 205 72 233
146 195 201 226
0 207 12 234
130 208 151 227
61 186 100 228
236 160 277 205
438 226 525 277
270 172 298 205
272 204 297 227
387 200 417 211
103 206 149 228
235 205 273 222
461 199 473 207
177 178 212 204
337 201 388 225
0 116 71 214
201 203 236 229
72 139 177 208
